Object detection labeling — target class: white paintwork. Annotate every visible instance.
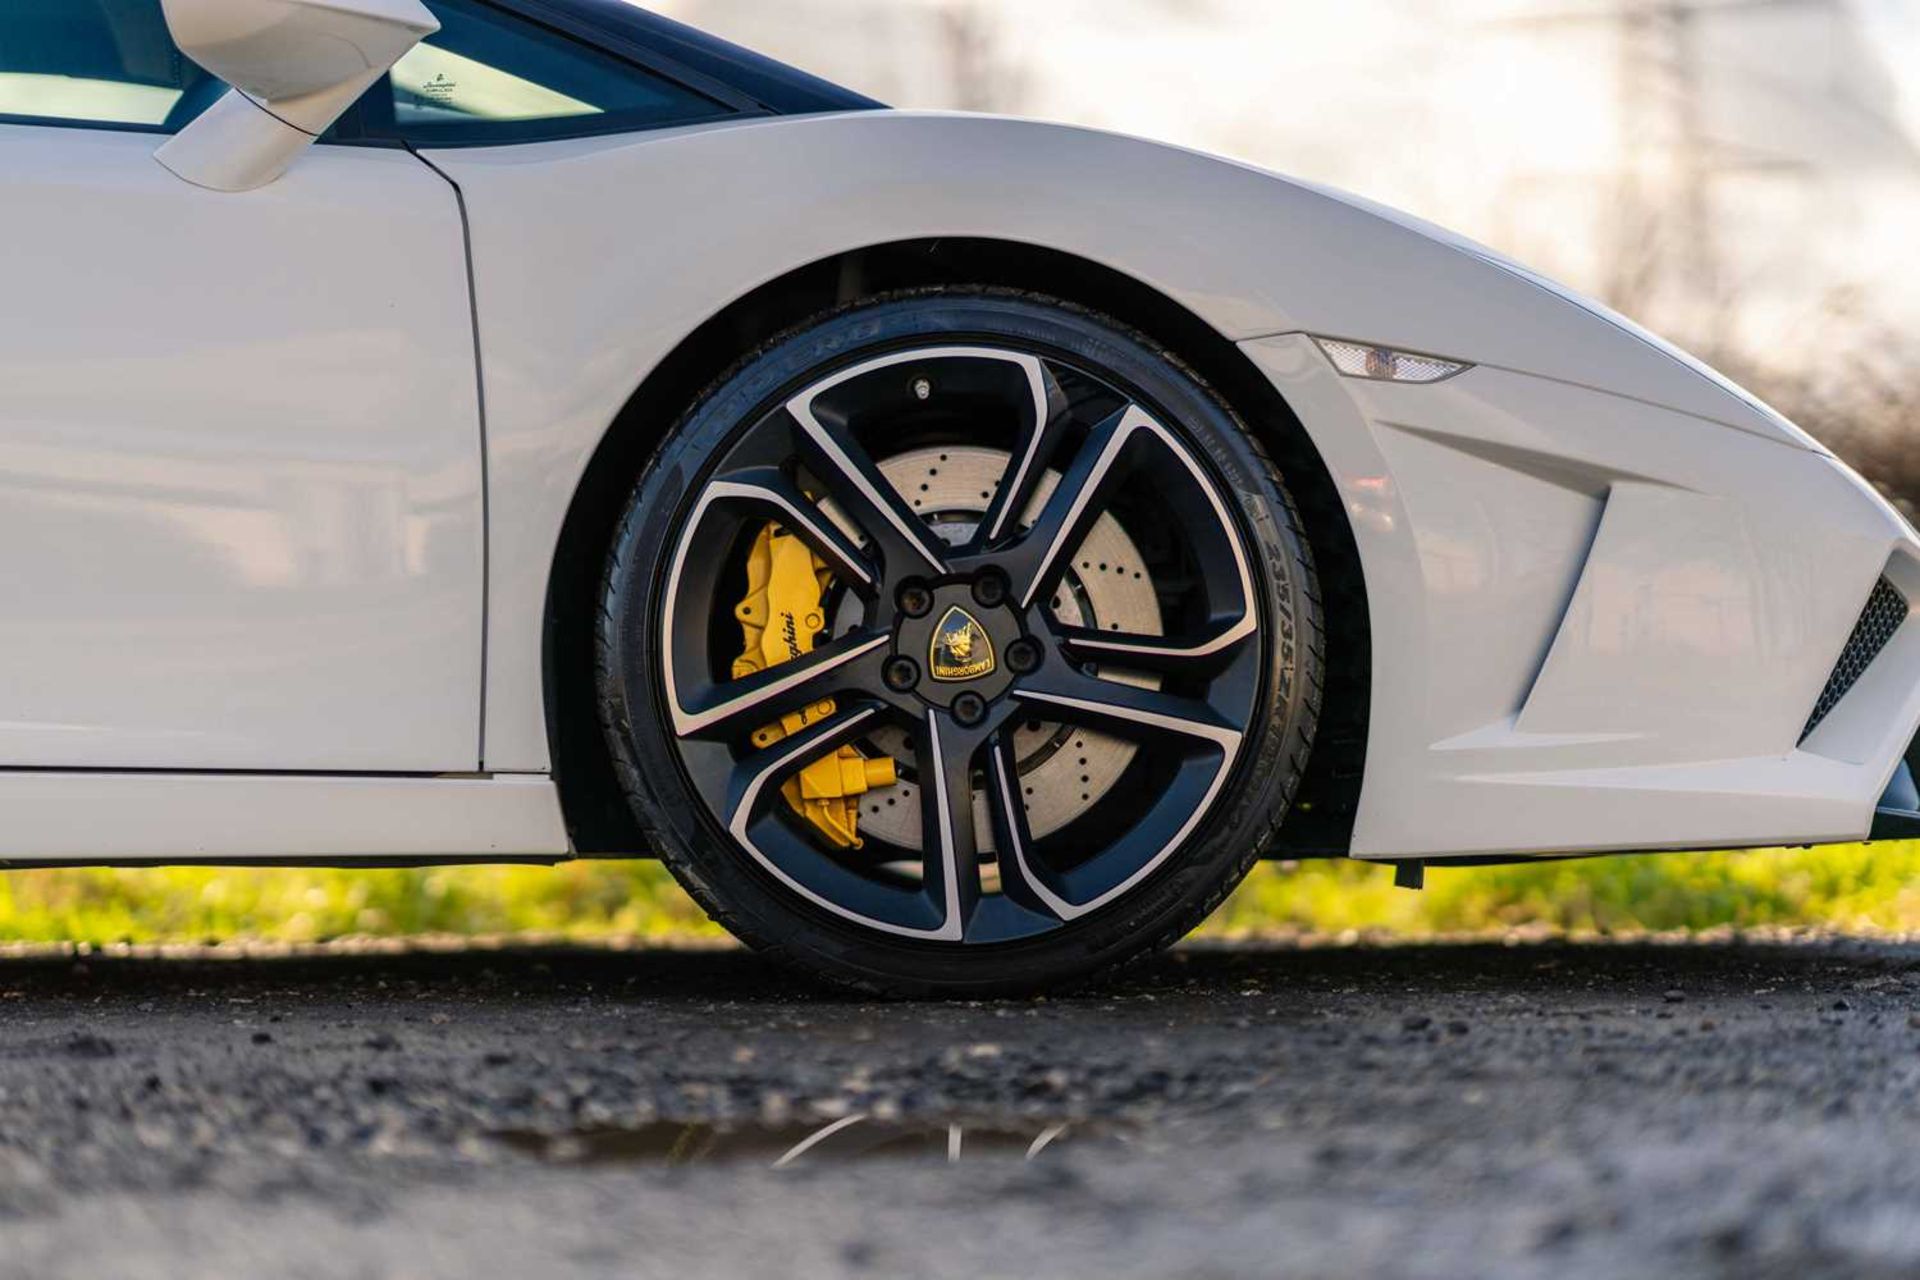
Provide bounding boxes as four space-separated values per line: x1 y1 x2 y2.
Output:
423 111 1826 781
1244 333 1920 858
157 0 439 191
2 87 1915 867
0 774 566 863
154 89 317 193
0 125 483 773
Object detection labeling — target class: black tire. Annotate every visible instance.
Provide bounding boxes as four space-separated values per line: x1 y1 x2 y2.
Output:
597 289 1322 996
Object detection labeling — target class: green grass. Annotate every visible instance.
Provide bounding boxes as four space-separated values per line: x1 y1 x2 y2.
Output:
0 862 721 947
1205 842 1920 937
2 842 1919 947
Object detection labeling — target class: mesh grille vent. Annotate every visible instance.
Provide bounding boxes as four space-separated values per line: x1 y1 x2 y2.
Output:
1802 576 1908 741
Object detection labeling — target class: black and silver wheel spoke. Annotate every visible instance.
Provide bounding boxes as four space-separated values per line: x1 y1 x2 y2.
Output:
986 731 1077 922
669 630 892 742
973 355 1072 549
786 392 951 578
723 705 964 939
1005 667 1246 918
698 468 878 594
1037 404 1260 674
1052 616 1258 676
912 711 984 941
1015 663 1243 755
723 705 885 839
997 405 1150 612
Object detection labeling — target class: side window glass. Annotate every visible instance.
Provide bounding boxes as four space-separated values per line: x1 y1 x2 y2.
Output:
373 0 728 144
0 0 225 133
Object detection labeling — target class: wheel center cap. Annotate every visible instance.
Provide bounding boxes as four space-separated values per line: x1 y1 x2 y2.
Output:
893 583 1022 707
928 605 995 682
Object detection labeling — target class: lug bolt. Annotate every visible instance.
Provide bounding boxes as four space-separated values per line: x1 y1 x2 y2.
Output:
1005 637 1042 674
951 691 988 727
971 571 1009 609
897 581 933 618
883 657 920 692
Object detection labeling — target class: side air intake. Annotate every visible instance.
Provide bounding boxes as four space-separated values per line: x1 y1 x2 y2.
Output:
1801 576 1908 742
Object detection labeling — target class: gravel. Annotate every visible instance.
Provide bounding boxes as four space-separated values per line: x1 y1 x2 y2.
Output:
1 936 1919 1279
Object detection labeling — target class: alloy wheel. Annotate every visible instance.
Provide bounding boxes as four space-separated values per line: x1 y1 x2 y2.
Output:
655 343 1266 945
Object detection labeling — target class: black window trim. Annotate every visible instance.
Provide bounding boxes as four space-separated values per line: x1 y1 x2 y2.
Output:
0 112 175 135
331 0 767 149
488 0 884 115
479 0 770 114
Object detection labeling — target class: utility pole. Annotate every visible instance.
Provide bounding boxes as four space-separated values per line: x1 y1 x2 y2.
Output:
1497 0 1832 354
937 0 999 112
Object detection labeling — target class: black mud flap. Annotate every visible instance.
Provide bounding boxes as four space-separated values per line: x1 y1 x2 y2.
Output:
1870 732 1920 839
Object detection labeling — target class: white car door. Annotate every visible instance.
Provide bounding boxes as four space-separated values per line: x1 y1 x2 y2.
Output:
0 1 483 772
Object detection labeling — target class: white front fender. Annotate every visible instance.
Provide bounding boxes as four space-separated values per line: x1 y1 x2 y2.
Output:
428 110 1877 852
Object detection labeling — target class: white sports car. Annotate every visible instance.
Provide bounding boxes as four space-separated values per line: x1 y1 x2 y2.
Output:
4 0 1917 993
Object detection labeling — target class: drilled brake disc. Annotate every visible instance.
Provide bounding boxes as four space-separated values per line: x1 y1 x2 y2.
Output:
819 446 1163 851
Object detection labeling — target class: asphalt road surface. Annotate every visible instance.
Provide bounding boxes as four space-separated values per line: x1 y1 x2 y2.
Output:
1 935 1918 1279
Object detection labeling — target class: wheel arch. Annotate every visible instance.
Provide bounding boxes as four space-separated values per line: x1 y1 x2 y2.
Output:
544 237 1370 859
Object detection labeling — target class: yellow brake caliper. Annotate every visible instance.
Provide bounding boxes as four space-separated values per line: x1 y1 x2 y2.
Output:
732 524 897 848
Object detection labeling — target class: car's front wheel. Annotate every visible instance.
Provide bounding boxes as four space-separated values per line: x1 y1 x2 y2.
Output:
597 290 1321 995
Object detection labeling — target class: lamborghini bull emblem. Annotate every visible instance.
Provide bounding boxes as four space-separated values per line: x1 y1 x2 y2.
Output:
929 606 995 682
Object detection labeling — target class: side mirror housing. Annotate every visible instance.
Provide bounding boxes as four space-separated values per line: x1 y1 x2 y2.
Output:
155 0 439 192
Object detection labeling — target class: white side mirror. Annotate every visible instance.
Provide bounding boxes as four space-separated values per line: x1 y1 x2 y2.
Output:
155 0 440 192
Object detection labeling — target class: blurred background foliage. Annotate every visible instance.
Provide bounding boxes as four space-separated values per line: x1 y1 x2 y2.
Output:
8 845 1920 946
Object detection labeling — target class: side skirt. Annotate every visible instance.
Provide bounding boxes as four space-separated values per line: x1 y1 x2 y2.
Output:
0 773 570 865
